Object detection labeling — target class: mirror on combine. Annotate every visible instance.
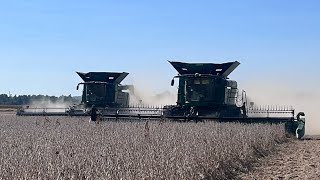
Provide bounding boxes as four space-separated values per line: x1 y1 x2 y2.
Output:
171 79 175 86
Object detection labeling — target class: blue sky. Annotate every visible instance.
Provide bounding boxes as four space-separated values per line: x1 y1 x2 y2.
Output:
0 0 320 96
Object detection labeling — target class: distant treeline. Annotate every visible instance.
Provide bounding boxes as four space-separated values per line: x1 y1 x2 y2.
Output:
0 94 81 105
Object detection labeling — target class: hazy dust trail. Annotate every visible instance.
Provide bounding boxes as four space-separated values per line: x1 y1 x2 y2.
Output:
243 82 320 135
129 81 177 106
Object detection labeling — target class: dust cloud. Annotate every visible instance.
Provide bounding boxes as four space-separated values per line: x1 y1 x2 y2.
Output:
242 81 320 135
30 100 71 108
28 99 74 112
129 83 177 106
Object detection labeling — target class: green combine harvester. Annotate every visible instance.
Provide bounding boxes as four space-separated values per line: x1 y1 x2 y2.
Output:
17 71 134 116
16 61 306 139
163 61 305 139
75 72 133 108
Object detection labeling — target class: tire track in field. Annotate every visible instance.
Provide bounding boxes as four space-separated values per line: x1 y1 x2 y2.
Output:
241 137 320 180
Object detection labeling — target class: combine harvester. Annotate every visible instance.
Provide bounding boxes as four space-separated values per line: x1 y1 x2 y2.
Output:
162 61 305 139
17 71 136 116
16 61 306 139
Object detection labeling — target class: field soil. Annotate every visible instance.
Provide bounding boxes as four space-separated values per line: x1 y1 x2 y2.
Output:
241 136 320 180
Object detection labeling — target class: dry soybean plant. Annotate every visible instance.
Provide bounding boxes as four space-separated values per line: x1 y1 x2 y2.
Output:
0 114 286 179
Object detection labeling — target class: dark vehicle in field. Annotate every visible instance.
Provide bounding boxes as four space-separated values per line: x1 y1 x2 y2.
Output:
76 72 132 108
163 61 305 138
17 71 133 116
164 61 244 118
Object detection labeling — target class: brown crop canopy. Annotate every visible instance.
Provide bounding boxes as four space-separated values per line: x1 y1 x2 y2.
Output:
76 72 129 84
169 61 240 77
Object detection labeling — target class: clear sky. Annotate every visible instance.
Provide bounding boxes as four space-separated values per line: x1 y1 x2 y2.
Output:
0 0 320 96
